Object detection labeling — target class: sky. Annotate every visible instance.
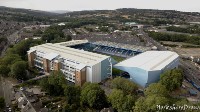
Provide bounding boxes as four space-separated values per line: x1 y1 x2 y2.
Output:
0 0 200 12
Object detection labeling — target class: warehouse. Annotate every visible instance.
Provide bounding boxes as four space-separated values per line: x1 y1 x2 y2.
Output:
114 51 179 87
27 41 116 86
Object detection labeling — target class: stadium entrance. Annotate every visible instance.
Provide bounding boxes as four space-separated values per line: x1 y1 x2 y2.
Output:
120 72 130 79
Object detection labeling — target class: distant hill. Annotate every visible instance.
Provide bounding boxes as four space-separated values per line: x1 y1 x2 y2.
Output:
0 6 200 24
48 10 71 14
0 6 57 16
0 6 58 22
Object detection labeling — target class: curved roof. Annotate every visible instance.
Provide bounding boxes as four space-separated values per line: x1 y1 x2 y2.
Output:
114 51 179 71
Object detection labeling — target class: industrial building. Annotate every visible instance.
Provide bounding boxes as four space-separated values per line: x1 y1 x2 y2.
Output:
27 40 116 86
114 51 179 87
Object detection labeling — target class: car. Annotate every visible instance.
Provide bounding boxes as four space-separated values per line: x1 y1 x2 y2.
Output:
20 87 24 91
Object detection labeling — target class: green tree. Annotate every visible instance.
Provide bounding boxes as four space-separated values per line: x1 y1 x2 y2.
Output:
6 38 43 59
10 61 27 80
0 54 22 66
160 69 183 91
42 26 67 43
111 77 138 94
0 97 5 110
39 78 49 90
133 97 146 112
0 65 10 77
134 95 170 112
108 89 135 112
145 83 169 97
64 85 81 106
39 71 67 96
81 83 108 110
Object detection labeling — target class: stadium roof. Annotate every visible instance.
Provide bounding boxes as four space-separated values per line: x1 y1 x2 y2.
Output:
114 51 179 71
43 53 59 60
55 39 88 47
29 43 109 66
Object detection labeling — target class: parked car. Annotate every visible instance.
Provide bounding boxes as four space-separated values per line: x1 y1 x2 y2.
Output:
20 87 24 91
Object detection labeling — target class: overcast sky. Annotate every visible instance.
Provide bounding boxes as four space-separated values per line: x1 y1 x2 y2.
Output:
0 0 200 12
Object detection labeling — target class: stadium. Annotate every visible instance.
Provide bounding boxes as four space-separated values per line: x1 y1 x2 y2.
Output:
57 40 150 58
28 40 179 87
114 51 179 87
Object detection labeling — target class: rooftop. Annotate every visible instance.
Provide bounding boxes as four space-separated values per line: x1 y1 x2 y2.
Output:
114 51 179 71
55 39 88 47
29 41 110 66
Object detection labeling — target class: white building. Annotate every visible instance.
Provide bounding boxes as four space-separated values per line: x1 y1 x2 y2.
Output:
114 51 179 87
28 40 115 86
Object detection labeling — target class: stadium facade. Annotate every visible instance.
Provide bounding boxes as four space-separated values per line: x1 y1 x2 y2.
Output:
114 51 179 87
27 40 116 86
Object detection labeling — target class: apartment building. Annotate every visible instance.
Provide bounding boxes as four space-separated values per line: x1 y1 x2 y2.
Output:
27 41 115 86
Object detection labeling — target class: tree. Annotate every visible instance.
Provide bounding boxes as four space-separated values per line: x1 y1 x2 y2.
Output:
133 97 146 112
108 89 135 112
134 95 170 112
160 69 183 91
0 97 5 110
64 85 81 106
111 77 138 94
122 95 136 112
81 83 108 110
175 98 190 106
145 83 169 97
7 38 43 58
39 78 49 91
42 26 66 43
10 61 27 80
0 54 22 66
39 71 67 96
0 65 10 77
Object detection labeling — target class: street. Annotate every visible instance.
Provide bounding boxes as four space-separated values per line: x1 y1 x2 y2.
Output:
0 29 23 106
0 77 15 105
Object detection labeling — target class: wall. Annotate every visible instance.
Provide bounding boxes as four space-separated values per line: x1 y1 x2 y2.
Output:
75 68 86 86
43 58 50 73
91 63 101 83
147 57 179 87
28 51 36 67
86 66 92 82
114 65 148 87
53 61 61 71
101 58 111 81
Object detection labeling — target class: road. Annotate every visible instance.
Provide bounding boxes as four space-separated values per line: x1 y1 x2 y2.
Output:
26 73 50 82
0 29 23 105
179 59 200 85
0 77 15 105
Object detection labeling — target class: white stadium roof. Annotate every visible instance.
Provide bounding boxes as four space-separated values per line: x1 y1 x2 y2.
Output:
43 53 59 60
114 51 179 71
55 39 88 47
29 43 109 66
